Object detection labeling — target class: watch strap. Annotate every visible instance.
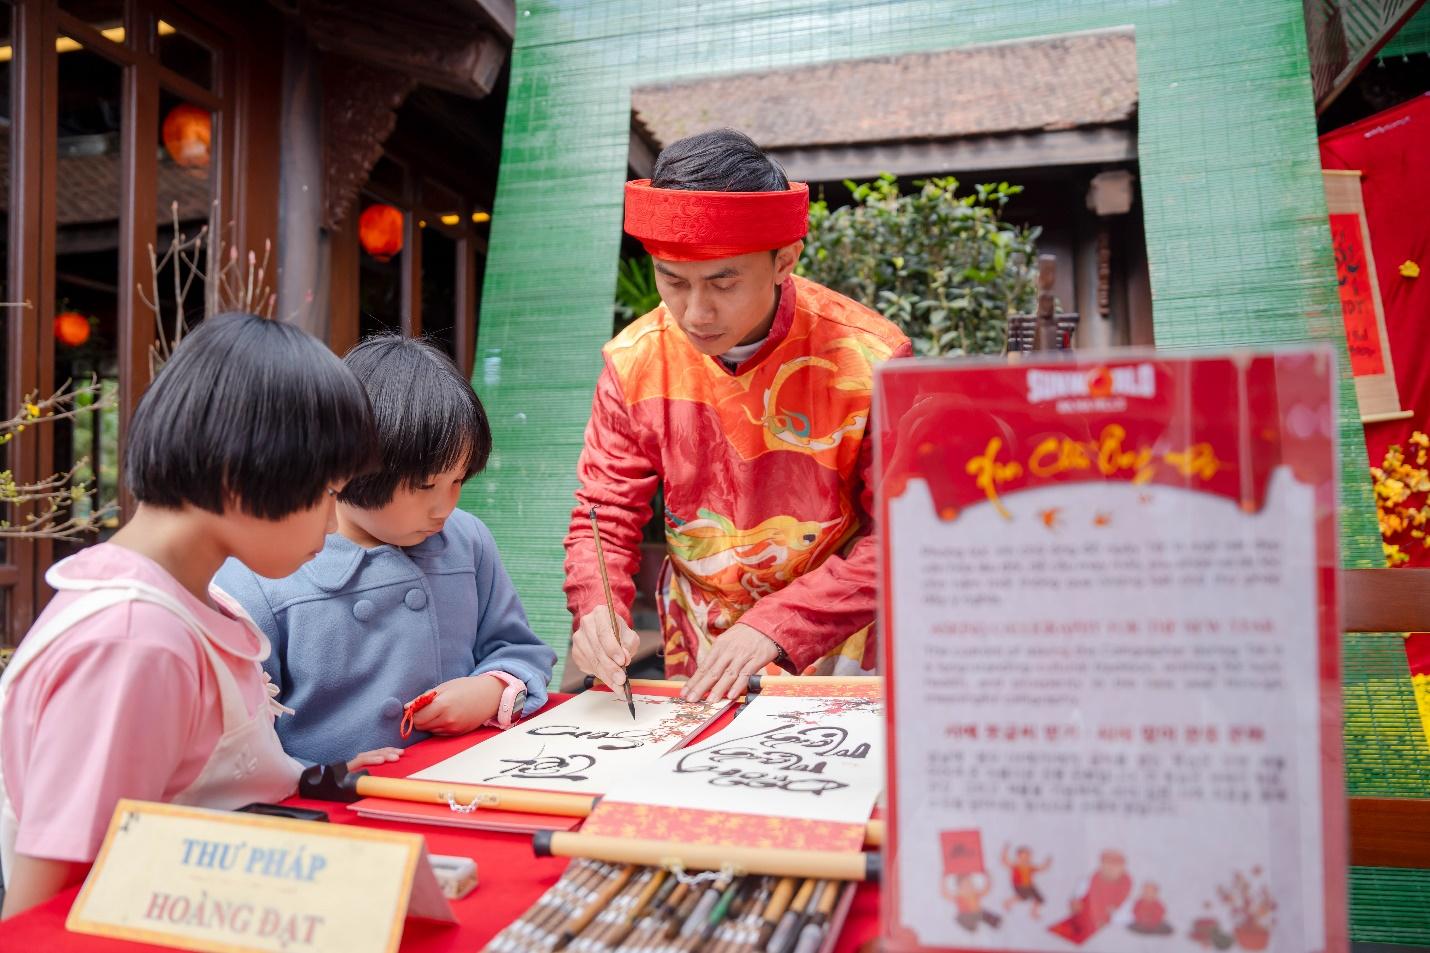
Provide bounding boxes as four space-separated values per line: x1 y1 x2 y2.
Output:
483 670 527 729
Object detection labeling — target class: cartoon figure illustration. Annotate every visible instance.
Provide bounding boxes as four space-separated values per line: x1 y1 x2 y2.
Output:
1129 882 1174 936
942 873 1002 933
1049 849 1133 945
1001 844 1052 918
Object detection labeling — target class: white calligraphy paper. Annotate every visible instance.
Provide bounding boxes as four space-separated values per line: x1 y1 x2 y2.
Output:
598 693 885 825
408 691 730 796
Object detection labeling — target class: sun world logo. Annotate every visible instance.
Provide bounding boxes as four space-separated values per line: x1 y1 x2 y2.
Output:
1026 363 1157 405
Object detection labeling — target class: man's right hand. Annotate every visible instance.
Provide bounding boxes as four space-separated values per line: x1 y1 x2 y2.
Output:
571 605 641 692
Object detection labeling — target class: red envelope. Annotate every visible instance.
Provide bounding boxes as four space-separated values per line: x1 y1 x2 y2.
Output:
940 829 985 877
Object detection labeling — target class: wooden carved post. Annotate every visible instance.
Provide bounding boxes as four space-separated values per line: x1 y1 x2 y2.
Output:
1006 254 1078 353
1032 254 1061 352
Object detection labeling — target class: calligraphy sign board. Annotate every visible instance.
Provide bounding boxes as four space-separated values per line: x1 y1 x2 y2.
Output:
585 691 885 851
68 799 453 953
1323 169 1409 423
875 351 1347 953
409 689 729 795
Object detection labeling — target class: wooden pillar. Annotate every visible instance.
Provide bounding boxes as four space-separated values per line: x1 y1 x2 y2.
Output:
327 213 360 356
276 27 325 337
5 0 51 639
401 214 422 337
455 236 479 380
117 0 159 520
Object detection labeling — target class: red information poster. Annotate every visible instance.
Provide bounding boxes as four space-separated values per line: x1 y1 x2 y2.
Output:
1328 212 1385 377
876 351 1346 953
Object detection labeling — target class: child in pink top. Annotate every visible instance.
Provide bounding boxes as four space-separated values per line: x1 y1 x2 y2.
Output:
0 314 393 918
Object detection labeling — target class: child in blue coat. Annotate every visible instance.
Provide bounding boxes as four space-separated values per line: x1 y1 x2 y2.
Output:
215 334 556 767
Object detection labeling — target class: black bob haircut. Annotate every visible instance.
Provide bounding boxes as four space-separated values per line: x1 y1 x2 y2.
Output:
125 313 378 520
651 128 789 193
337 334 492 509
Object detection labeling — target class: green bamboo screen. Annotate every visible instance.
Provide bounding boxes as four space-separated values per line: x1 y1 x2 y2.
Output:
460 1 1428 939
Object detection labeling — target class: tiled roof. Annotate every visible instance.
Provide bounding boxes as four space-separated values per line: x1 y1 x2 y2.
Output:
0 149 212 226
632 30 1137 151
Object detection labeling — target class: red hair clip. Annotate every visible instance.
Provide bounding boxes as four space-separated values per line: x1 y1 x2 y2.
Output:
399 689 438 739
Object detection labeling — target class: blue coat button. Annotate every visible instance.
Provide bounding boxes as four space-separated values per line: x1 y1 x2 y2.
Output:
380 697 403 719
405 589 427 611
352 599 375 622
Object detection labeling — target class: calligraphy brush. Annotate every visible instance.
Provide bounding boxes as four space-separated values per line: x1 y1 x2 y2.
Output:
753 877 797 952
541 862 616 950
490 862 584 951
711 878 769 953
764 878 812 953
775 880 827 953
788 880 843 953
639 878 691 949
595 867 667 951
664 879 706 940
520 862 606 951
692 875 753 949
589 505 637 721
556 863 637 950
619 873 680 951
677 870 738 945
582 867 653 951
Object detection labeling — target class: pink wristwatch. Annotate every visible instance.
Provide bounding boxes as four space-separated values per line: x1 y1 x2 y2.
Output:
484 671 528 729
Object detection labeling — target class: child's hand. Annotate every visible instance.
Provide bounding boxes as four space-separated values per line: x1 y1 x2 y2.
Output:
408 675 504 735
347 747 403 772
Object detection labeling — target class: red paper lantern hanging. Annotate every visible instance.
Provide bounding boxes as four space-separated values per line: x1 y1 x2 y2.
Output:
161 103 212 170
359 204 405 262
54 312 91 348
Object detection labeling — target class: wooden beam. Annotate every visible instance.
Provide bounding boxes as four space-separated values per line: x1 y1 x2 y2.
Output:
302 1 508 99
767 126 1136 183
1350 796 1430 868
454 0 515 43
1342 567 1430 633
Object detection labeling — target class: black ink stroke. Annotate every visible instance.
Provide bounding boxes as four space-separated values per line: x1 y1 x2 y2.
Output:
482 746 597 783
524 724 657 751
673 716 870 796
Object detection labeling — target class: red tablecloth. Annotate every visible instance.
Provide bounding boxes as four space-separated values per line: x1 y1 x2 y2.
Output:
0 695 879 951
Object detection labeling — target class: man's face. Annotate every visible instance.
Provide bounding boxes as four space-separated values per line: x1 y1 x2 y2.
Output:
651 242 801 356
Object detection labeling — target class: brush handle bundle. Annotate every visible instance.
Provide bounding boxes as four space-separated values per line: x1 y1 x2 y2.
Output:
483 860 852 953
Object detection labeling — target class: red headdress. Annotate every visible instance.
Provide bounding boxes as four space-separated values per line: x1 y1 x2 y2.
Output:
623 179 810 262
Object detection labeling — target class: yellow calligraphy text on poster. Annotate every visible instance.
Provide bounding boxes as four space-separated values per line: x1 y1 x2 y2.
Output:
966 424 1223 517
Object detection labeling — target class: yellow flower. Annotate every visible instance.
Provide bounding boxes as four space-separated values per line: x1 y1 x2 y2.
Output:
1401 260 1421 279
24 403 40 418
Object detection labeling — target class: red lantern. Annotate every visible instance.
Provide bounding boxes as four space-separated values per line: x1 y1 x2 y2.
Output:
359 204 405 262
54 312 91 348
162 104 211 170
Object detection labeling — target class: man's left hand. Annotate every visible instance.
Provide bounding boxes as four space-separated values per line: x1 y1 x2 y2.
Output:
681 623 782 702
409 674 504 735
